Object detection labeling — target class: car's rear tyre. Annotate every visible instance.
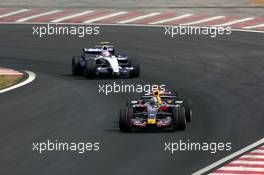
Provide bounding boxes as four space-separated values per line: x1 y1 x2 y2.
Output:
119 106 133 132
85 59 97 79
183 99 192 122
72 56 82 76
172 107 186 131
129 59 140 78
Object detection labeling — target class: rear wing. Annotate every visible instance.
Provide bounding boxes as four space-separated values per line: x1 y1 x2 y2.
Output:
83 46 115 54
141 90 178 98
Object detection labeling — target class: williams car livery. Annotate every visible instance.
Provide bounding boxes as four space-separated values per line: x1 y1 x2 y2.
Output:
72 42 140 78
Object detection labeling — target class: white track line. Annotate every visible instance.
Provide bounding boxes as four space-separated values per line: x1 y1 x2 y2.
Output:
231 160 264 165
219 166 264 171
118 12 160 24
252 149 264 153
0 9 30 19
181 16 225 25
149 14 193 25
243 23 264 29
241 154 264 159
83 11 127 23
210 173 262 175
192 138 264 175
0 20 263 35
213 17 254 27
51 10 94 23
0 71 36 94
16 10 62 22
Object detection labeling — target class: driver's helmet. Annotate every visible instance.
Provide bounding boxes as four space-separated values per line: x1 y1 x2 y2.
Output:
149 97 157 106
101 50 111 57
102 45 108 51
153 89 160 97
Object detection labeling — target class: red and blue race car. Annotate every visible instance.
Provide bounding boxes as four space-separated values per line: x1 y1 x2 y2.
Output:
119 89 192 132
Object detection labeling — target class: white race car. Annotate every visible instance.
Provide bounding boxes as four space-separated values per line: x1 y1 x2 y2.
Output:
72 42 140 78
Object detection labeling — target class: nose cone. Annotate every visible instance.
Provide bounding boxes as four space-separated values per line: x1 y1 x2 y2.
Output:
147 118 156 124
105 56 120 73
112 66 120 73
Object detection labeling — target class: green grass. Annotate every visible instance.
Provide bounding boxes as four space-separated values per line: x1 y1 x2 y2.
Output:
0 75 23 90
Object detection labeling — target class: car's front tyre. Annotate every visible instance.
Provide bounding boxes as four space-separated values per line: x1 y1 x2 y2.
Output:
172 107 186 131
184 99 192 122
85 59 97 79
129 59 140 78
119 106 133 132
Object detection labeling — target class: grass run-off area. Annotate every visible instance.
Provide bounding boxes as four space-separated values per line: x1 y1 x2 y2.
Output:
0 75 23 90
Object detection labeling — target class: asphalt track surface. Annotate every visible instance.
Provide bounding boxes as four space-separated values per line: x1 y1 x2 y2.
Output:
0 24 264 175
